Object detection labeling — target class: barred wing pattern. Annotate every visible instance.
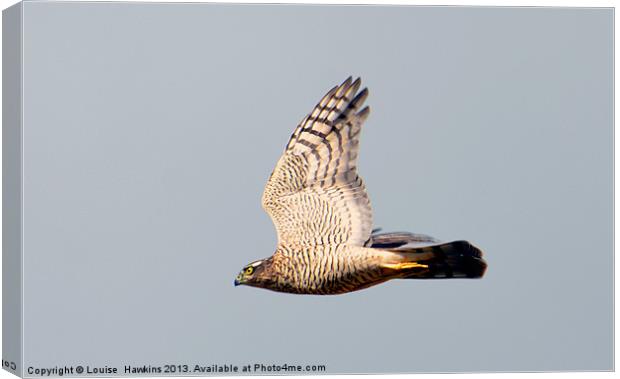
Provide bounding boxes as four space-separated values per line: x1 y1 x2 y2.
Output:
261 77 373 247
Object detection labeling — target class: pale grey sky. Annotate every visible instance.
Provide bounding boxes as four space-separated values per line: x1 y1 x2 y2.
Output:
17 2 612 374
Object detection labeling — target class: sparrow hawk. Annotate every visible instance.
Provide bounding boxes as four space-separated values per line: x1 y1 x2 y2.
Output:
234 77 487 295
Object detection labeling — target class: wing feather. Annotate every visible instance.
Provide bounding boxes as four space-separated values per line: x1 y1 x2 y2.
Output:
262 77 373 248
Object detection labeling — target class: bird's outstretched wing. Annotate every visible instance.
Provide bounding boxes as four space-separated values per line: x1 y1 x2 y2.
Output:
261 77 373 248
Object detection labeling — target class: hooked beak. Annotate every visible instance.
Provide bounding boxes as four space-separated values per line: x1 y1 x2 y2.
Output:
234 278 240 286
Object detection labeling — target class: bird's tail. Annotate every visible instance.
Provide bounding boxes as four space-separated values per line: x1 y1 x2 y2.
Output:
383 240 487 279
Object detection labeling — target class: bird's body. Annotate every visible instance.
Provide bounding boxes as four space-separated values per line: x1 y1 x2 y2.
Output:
255 245 387 295
235 77 487 295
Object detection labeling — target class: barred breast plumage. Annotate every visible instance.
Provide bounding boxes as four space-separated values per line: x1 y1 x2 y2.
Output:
234 77 487 295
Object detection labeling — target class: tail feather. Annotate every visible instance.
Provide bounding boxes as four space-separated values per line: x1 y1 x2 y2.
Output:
389 240 487 279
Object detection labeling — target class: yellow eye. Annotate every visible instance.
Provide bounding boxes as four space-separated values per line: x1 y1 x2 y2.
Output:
245 266 254 275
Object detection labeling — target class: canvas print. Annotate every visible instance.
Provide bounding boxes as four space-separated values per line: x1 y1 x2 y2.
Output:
1 1 613 377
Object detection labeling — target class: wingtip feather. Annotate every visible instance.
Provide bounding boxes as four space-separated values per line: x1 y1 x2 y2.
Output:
357 106 370 122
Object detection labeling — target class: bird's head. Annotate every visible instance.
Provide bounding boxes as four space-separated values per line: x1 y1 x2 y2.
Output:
234 259 272 288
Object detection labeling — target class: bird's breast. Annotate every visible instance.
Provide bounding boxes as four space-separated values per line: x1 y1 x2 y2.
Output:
272 246 386 295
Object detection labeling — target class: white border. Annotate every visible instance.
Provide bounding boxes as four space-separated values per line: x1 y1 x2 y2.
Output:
0 1 615 379
0 0 616 5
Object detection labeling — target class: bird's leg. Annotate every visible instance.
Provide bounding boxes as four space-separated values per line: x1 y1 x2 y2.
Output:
374 249 432 277
382 262 429 270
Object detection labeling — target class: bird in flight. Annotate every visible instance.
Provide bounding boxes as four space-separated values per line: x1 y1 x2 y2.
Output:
234 77 487 295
